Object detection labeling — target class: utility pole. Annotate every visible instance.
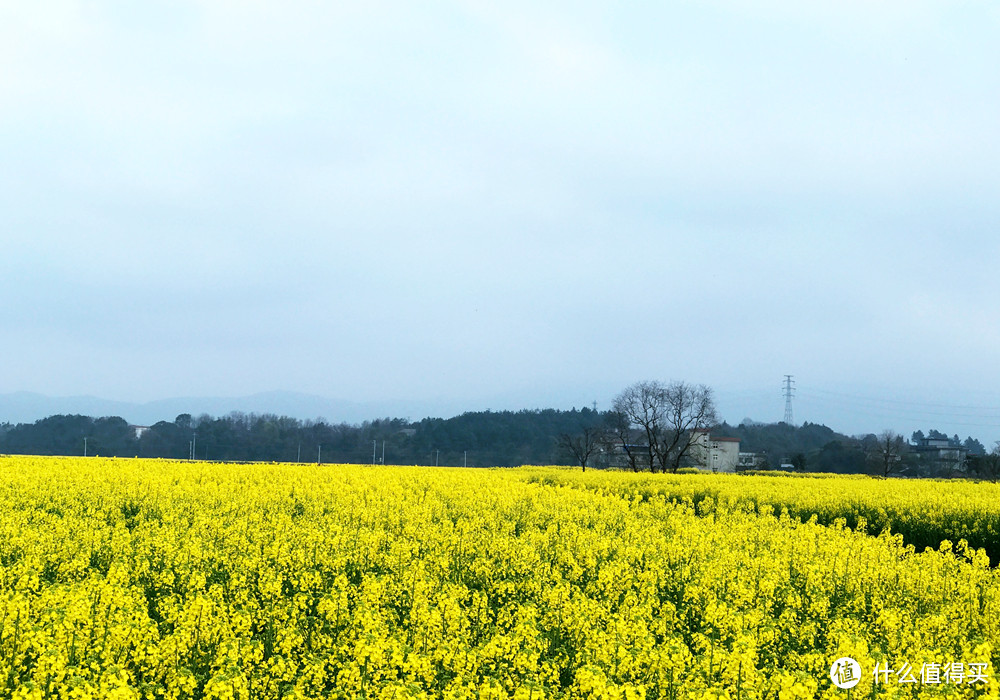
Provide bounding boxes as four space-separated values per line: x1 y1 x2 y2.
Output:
83 437 88 457
297 442 301 463
192 432 197 461
464 450 467 468
381 441 385 465
435 449 439 467
372 440 376 465
317 444 322 465
783 375 796 425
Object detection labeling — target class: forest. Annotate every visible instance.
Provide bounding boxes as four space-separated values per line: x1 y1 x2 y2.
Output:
0 408 987 475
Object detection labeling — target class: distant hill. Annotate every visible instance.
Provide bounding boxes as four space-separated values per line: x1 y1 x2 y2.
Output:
716 420 850 457
0 391 469 427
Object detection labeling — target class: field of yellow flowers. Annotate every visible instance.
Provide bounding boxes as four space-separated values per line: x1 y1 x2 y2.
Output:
1 457 998 699
520 468 1000 564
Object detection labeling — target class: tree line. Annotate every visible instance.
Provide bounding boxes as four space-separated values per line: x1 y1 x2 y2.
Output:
0 379 992 477
0 408 606 467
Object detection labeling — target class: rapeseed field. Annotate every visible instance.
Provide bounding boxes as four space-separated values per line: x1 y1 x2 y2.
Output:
1 457 997 699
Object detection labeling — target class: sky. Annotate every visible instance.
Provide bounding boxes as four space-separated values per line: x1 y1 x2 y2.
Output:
3 1 1000 443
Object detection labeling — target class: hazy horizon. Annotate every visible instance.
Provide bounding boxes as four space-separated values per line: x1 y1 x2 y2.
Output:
3 385 1000 449
4 3 1000 446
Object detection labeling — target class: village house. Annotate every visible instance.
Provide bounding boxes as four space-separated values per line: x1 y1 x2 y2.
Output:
911 434 967 473
690 429 741 472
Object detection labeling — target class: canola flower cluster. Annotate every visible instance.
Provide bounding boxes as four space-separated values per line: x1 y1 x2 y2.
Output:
519 468 1000 564
0 457 998 699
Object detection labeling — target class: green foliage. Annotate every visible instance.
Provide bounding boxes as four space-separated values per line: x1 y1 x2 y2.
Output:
1 411 987 478
1 414 134 457
0 408 607 467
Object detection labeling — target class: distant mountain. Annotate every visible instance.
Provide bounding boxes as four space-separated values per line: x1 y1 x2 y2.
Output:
0 391 467 426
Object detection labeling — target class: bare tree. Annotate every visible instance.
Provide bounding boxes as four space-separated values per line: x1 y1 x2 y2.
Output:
655 382 719 473
612 380 719 473
603 410 639 471
612 381 663 471
556 427 602 471
865 430 907 477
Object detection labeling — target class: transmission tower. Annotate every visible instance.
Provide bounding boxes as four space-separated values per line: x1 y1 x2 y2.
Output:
782 375 795 424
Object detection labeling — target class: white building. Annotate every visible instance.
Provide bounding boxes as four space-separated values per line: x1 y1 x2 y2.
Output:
738 452 767 469
690 429 741 472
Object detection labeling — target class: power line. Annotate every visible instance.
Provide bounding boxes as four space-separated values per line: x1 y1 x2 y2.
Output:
797 390 1000 420
795 391 1000 431
802 387 1000 412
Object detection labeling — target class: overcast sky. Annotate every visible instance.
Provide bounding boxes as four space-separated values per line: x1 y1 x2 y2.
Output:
4 1 1000 441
